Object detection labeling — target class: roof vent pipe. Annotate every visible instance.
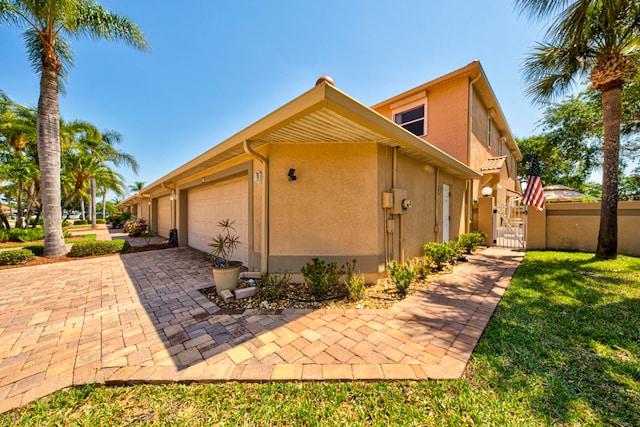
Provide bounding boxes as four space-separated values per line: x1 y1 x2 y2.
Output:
315 76 335 86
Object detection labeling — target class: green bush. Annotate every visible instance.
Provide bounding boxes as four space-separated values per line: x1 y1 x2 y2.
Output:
9 227 45 242
29 217 44 226
62 220 72 227
73 220 88 225
346 273 366 302
387 260 415 296
423 242 453 270
457 231 486 254
0 229 8 243
96 219 106 224
0 249 35 265
446 240 464 262
407 256 432 279
301 257 342 299
259 271 291 301
22 244 44 256
68 239 130 257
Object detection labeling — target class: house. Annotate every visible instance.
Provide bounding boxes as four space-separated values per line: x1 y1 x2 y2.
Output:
371 61 522 207
120 63 519 277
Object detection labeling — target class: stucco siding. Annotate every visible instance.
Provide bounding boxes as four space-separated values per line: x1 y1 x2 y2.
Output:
268 143 379 257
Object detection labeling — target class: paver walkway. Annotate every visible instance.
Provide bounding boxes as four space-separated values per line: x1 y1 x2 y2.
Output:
0 246 523 413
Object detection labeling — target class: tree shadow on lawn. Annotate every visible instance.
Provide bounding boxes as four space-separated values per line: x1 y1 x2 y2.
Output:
469 253 640 426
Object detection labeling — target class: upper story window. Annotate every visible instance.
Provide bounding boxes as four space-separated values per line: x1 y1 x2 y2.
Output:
394 105 425 136
390 92 427 137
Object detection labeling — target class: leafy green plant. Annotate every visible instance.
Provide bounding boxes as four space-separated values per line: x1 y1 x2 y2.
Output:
446 240 464 262
141 230 155 246
96 219 106 224
68 239 130 257
0 248 35 265
457 231 486 253
387 260 415 296
9 227 45 242
0 230 8 243
22 244 44 256
407 256 431 279
345 273 366 301
423 242 453 270
209 219 241 267
301 257 341 298
73 220 88 225
259 271 291 301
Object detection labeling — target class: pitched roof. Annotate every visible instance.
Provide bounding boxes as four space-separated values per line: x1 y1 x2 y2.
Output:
480 156 508 172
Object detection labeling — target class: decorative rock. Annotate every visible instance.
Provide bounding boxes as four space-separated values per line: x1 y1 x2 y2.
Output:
220 289 235 304
234 286 257 299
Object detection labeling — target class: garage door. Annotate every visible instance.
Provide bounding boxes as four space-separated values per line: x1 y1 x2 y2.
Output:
157 196 171 238
187 177 249 265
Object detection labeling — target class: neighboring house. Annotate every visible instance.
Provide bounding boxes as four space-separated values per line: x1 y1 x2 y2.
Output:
120 63 520 277
371 61 522 207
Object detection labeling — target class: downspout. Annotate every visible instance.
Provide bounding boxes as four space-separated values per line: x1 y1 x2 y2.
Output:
467 74 482 233
434 166 440 242
243 140 269 273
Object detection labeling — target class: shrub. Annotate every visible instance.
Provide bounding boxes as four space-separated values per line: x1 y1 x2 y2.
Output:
423 242 453 270
22 244 44 256
301 257 341 299
408 256 431 280
346 273 366 302
259 271 291 301
68 239 130 257
73 220 88 225
0 229 8 243
387 260 415 296
446 240 464 262
29 218 44 226
96 219 106 224
9 227 45 242
124 218 147 237
62 220 72 227
0 249 35 266
457 231 486 254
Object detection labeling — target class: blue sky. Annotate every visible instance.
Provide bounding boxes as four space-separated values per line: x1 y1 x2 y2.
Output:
0 0 548 197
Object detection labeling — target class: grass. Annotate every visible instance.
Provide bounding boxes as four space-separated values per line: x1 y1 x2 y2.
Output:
1 251 638 426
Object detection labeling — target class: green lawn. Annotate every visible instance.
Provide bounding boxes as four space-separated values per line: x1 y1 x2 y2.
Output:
1 251 638 426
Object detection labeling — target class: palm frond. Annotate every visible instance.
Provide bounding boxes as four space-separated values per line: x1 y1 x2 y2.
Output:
71 1 150 51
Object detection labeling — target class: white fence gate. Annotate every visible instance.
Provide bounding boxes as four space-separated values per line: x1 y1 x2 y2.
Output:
493 205 527 248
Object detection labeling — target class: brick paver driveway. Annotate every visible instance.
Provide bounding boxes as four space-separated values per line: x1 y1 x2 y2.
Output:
0 246 523 413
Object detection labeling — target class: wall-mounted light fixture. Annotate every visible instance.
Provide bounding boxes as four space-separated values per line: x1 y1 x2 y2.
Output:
482 186 493 197
288 168 297 181
254 171 262 183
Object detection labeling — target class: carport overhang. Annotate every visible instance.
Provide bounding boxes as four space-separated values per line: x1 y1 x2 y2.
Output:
119 81 481 208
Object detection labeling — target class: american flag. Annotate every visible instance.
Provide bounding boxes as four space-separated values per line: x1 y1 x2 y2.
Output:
522 155 545 211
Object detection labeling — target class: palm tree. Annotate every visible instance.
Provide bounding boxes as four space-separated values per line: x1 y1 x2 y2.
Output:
516 0 640 259
128 181 146 195
0 1 148 257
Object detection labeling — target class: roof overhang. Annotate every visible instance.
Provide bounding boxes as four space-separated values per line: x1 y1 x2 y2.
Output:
120 82 482 207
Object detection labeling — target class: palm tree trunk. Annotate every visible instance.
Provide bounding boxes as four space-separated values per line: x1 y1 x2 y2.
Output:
15 178 24 229
102 187 107 220
596 85 622 259
37 61 67 257
91 178 97 229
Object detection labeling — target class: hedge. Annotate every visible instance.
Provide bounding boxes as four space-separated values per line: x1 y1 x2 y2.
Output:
0 249 36 266
68 239 130 257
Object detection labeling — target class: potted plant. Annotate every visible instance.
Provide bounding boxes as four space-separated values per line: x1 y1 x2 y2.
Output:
209 219 242 297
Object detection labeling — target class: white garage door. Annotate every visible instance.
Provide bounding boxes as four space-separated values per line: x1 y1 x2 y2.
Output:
187 177 249 265
157 196 171 238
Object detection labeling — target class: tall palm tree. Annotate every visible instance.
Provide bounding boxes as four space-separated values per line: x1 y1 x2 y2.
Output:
0 1 148 257
516 0 640 259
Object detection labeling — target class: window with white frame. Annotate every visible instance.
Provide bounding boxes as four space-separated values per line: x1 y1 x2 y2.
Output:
394 105 425 136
